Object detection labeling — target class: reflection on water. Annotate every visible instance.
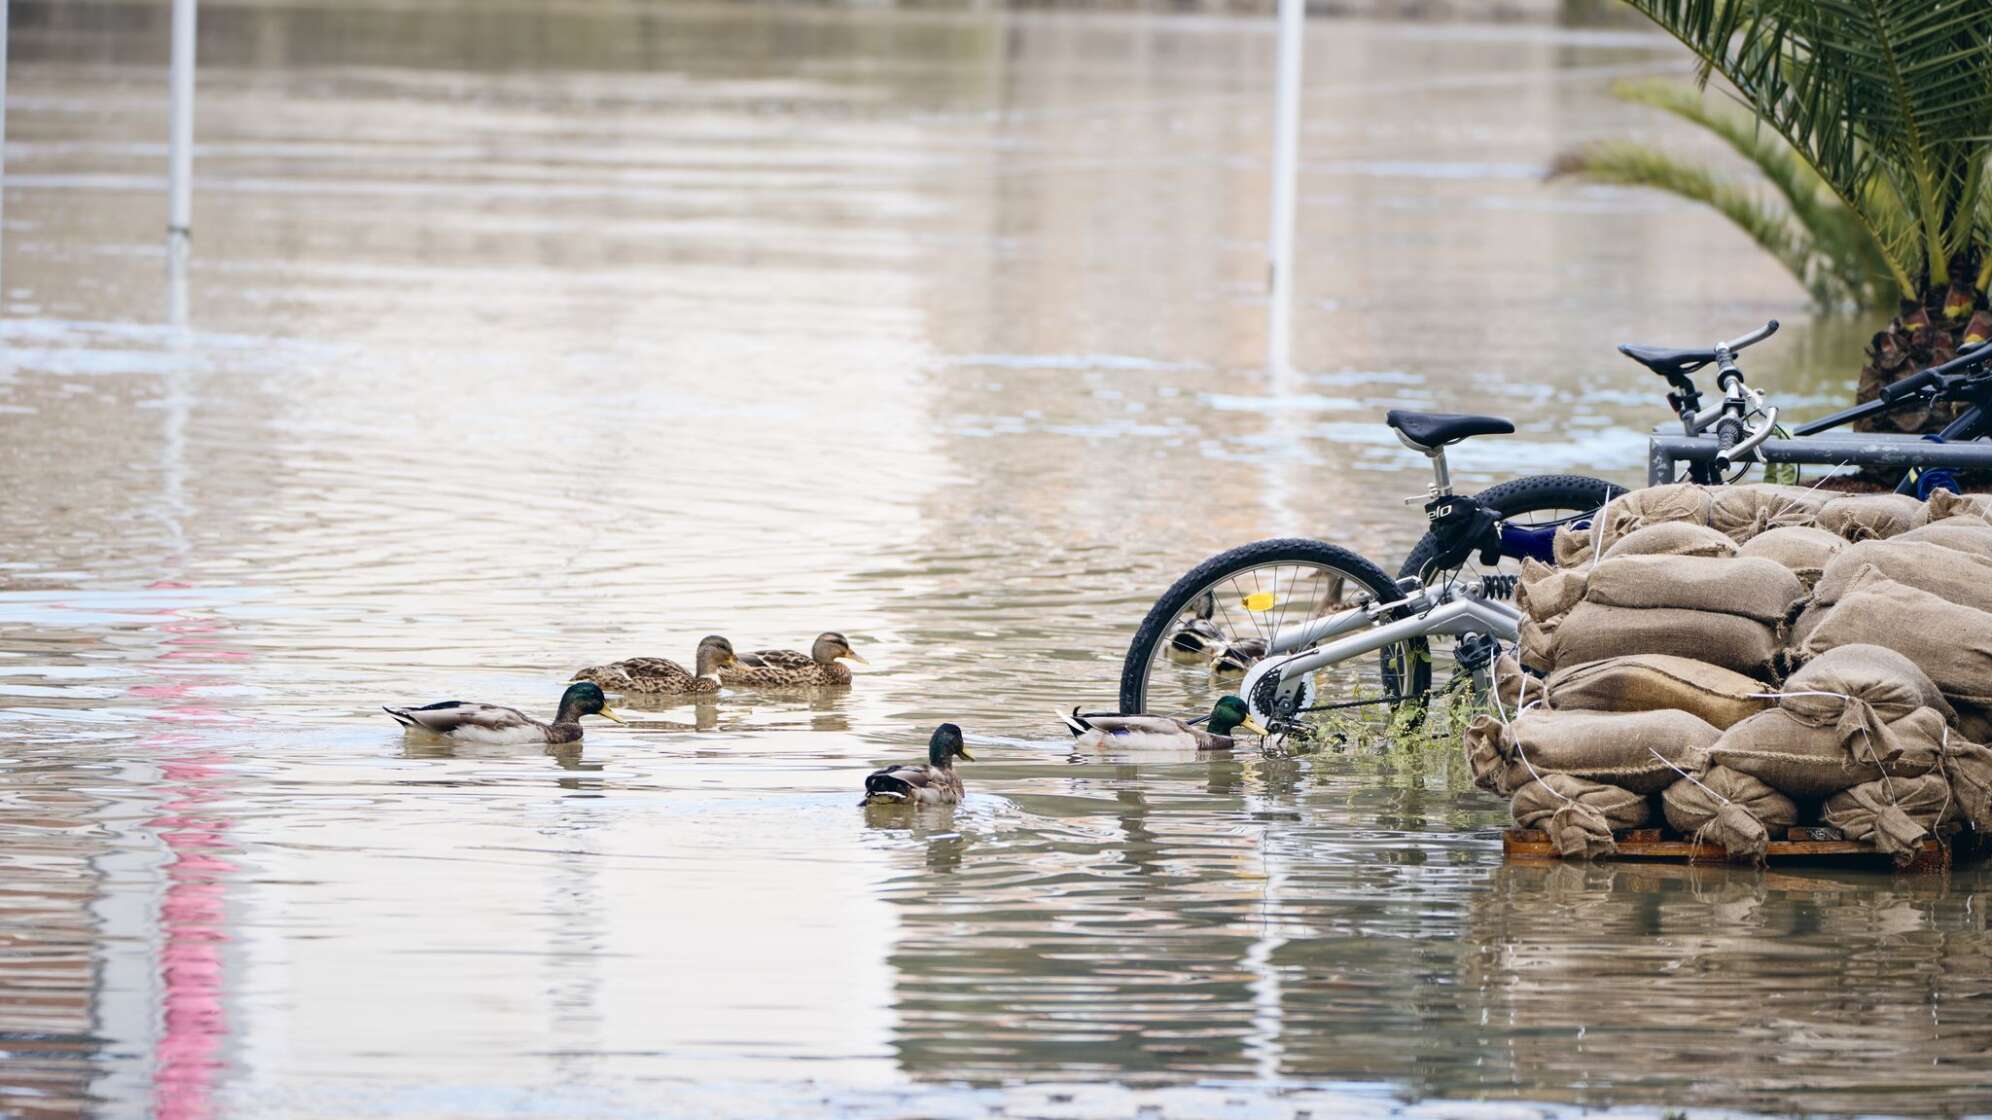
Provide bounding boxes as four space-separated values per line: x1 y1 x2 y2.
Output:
1 1 1983 1117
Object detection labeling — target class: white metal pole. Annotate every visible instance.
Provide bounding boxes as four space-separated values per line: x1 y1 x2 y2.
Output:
2 0 11 288
1266 0 1305 373
167 0 195 238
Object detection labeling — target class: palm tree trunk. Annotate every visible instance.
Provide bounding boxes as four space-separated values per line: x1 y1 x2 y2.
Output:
1854 256 1992 437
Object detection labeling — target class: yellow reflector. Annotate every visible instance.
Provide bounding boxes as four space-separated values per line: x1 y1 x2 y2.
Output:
1241 592 1277 612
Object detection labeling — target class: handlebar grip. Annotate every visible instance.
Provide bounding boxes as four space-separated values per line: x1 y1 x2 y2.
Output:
1716 417 1742 452
1720 320 1780 353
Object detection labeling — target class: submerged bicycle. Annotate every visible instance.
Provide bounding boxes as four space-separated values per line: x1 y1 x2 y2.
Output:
1118 322 1992 732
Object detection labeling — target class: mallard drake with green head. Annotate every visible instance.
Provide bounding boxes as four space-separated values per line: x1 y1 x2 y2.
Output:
572 635 739 695
1058 695 1266 751
721 632 866 688
860 723 973 806
383 681 626 745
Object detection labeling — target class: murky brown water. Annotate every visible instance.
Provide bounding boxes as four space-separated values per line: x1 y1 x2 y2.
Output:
1 3 1986 1118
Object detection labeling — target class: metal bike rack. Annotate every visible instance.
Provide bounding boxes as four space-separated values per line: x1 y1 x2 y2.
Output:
1647 429 1992 485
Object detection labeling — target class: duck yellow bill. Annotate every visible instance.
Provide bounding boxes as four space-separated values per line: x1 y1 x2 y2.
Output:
1241 592 1277 612
1240 717 1269 736
957 746 975 761
840 652 869 665
598 707 628 725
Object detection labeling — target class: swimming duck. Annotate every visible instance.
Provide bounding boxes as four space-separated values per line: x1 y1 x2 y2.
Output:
721 632 866 688
1058 694 1267 751
571 635 739 695
860 723 973 806
1164 591 1225 662
382 681 626 745
1211 637 1268 675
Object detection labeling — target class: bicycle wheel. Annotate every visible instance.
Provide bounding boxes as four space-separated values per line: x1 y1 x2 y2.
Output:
1395 474 1625 696
1118 538 1420 722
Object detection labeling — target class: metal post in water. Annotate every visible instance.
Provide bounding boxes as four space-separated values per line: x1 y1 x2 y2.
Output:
1266 0 1305 373
167 0 196 240
2 0 11 292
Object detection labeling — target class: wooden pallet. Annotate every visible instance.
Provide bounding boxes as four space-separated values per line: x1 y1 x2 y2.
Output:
1502 826 1985 872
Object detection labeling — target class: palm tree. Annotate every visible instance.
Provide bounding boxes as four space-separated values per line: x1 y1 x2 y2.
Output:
1552 2 1992 432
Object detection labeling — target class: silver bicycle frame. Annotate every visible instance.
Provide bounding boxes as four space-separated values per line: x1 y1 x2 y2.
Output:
1238 583 1523 714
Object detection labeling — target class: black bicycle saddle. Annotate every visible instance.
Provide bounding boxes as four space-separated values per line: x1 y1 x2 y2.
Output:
1618 343 1719 378
1385 410 1515 451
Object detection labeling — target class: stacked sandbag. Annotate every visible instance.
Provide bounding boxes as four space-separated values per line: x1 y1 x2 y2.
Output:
1798 567 1992 709
1661 765 1797 863
1542 654 1767 730
1551 483 1716 567
1738 525 1845 589
1897 517 1992 555
1908 488 1992 527
1822 774 1955 859
1710 484 1831 543
1483 481 1992 864
1709 645 1949 796
1817 492 1922 542
1511 773 1652 860
1550 554 1803 678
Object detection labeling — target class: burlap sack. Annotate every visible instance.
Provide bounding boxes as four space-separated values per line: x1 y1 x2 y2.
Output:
1511 772 1652 859
1941 738 1992 831
1822 773 1953 862
1799 566 1992 705
1463 713 1529 796
1554 601 1781 679
1707 706 1943 797
1897 517 1992 557
1817 492 1921 541
1501 708 1718 795
1552 524 1594 569
1789 601 1827 648
1710 484 1830 543
1490 645 1545 713
1584 554 1804 624
1737 525 1845 588
1545 654 1769 730
1517 617 1557 675
1954 700 1992 744
1517 558 1588 625
1909 488 1992 527
1660 764 1798 863
1596 483 1714 555
1812 539 1992 614
1601 522 1739 561
1778 643 1953 730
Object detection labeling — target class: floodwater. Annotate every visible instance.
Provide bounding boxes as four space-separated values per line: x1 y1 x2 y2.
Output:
1 3 1986 1118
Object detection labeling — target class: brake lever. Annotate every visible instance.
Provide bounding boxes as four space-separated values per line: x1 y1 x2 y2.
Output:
1716 406 1779 466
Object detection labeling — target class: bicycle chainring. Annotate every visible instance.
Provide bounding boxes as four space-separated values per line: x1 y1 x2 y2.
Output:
1247 665 1317 728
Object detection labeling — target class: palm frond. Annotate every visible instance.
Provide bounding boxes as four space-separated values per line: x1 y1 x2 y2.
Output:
1621 0 1992 293
1550 141 1863 304
1606 78 1897 305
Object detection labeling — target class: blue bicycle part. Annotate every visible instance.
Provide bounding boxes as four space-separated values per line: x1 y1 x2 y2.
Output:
1498 519 1572 564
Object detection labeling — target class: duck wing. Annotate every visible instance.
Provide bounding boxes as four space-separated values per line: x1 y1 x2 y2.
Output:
742 648 814 670
861 763 959 805
572 657 693 690
1081 714 1194 738
382 701 538 737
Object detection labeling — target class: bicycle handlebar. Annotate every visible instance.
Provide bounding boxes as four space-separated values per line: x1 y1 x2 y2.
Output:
1719 320 1779 354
